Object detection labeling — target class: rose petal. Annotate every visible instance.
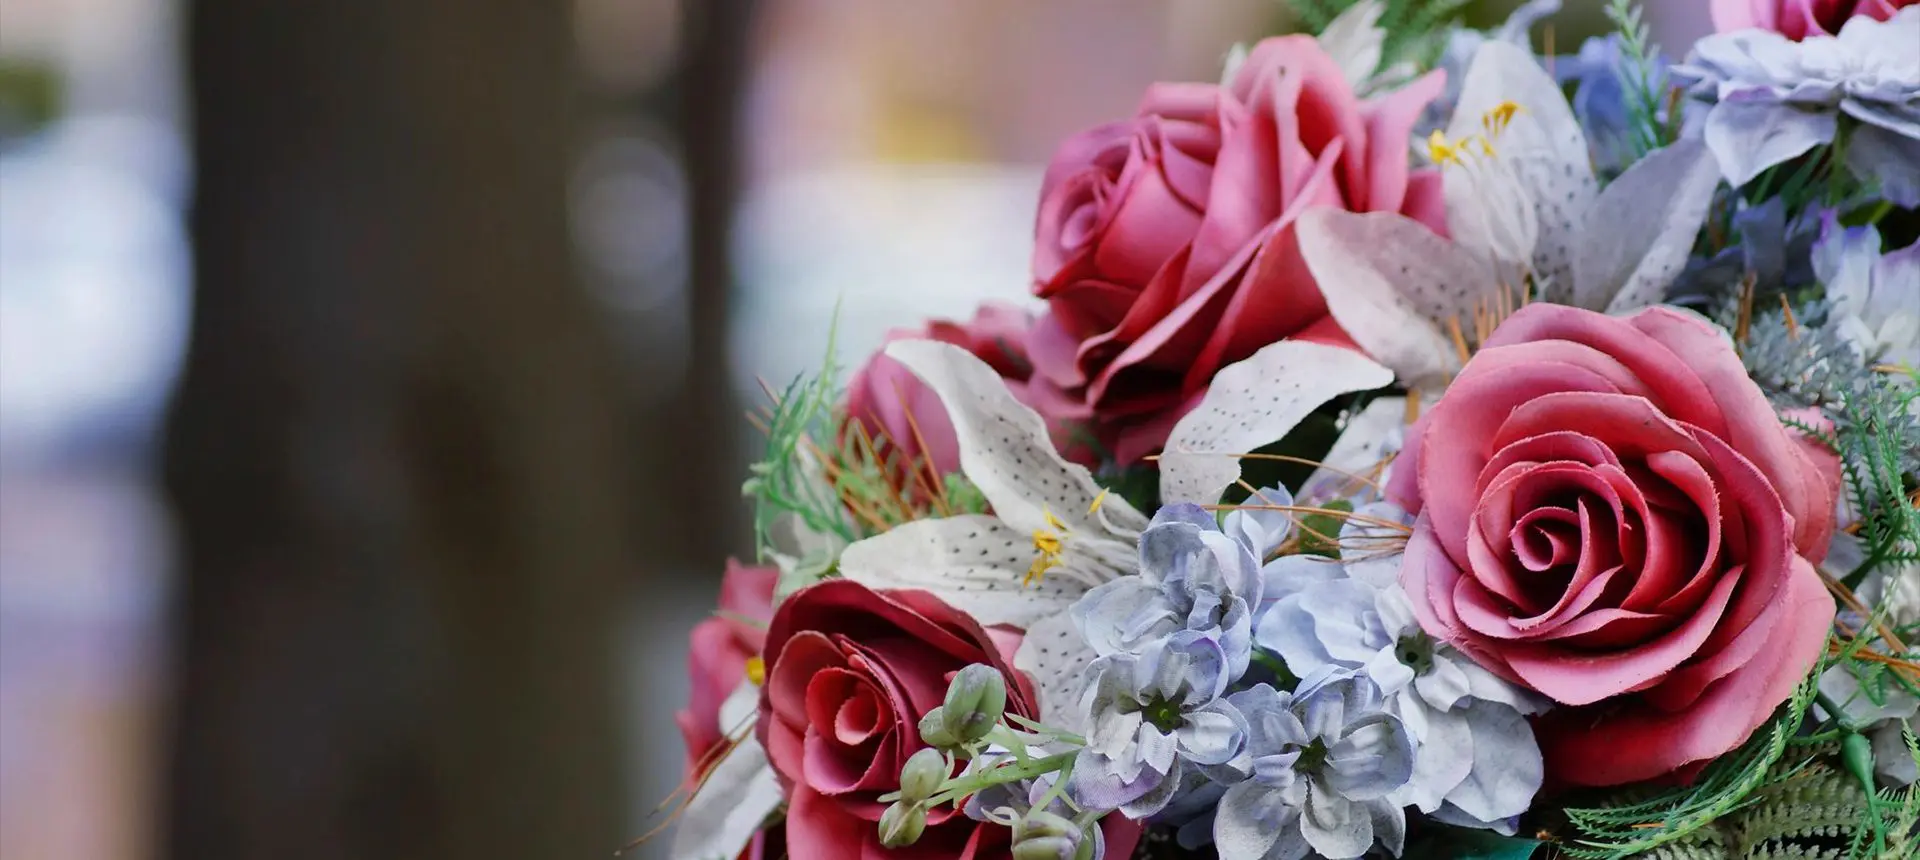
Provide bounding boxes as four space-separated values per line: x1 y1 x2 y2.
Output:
1625 451 1722 612
1632 308 1837 558
1178 184 1341 394
1479 304 1723 435
1417 362 1631 572
1535 560 1833 785
1358 70 1446 215
1500 562 1740 706
1096 148 1342 406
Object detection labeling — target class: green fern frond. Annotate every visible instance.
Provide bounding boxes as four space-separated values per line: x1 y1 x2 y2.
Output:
1603 0 1680 160
742 337 859 562
1280 0 1471 74
1560 737 1916 860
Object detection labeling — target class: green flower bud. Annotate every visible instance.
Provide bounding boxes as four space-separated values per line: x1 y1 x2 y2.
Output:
1013 811 1090 860
878 802 926 848
917 707 958 748
1012 835 1080 860
1013 810 1079 841
898 748 947 804
941 664 1007 743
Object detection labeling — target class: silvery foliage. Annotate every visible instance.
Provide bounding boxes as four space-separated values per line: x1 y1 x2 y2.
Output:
1069 632 1249 818
1254 504 1548 835
1671 8 1920 204
1811 213 1920 370
1073 502 1272 679
1211 669 1415 860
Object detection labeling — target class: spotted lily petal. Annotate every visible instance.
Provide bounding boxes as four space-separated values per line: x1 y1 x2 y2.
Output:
838 514 1084 627
1160 337 1394 505
1014 609 1102 731
1300 396 1412 504
1296 208 1481 389
1571 140 1724 313
884 340 1147 538
1447 40 1597 300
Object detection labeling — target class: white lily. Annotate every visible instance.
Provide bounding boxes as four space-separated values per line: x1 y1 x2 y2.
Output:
1297 40 1725 392
840 339 1391 729
670 684 783 860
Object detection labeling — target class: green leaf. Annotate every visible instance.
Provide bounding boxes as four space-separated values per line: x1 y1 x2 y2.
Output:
1405 825 1544 860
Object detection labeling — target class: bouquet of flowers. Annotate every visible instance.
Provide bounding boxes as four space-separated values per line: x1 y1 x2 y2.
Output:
664 1 1919 857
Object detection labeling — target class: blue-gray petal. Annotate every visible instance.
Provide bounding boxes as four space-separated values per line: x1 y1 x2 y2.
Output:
1704 96 1835 187
1298 782 1372 859
1845 123 1920 208
1176 701 1248 766
1322 713 1414 801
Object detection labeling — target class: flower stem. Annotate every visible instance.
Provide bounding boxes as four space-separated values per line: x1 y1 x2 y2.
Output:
923 752 1076 809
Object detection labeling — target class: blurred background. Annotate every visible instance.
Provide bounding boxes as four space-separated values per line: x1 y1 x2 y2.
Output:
0 1 1710 858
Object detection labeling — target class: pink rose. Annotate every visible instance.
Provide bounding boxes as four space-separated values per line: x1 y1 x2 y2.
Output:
677 559 778 775
1390 304 1841 786
1712 0 1914 39
756 580 1137 859
845 303 1091 489
1027 35 1447 464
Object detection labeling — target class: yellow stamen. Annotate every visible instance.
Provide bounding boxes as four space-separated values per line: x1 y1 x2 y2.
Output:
1425 129 1461 166
1032 530 1062 555
1023 554 1060 587
1087 489 1110 515
1026 509 1068 587
1481 101 1522 138
745 655 766 686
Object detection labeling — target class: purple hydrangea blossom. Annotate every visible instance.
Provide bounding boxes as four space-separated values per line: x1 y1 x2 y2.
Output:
1210 670 1415 860
1068 632 1248 818
1071 502 1266 680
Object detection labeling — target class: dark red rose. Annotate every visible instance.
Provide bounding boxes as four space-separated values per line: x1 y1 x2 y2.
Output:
756 580 1138 859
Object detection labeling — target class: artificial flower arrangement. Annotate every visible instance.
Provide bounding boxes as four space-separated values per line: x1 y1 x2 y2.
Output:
662 1 1920 858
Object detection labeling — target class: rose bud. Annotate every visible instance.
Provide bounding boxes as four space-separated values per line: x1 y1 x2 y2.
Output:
878 802 926 848
897 748 947 804
941 663 1007 743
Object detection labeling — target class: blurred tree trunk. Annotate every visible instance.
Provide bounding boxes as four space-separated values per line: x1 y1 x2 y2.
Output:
165 2 631 859
671 0 757 564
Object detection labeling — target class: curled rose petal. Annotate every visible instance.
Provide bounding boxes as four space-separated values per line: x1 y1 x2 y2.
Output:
1027 34 1447 464
1395 304 1840 786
